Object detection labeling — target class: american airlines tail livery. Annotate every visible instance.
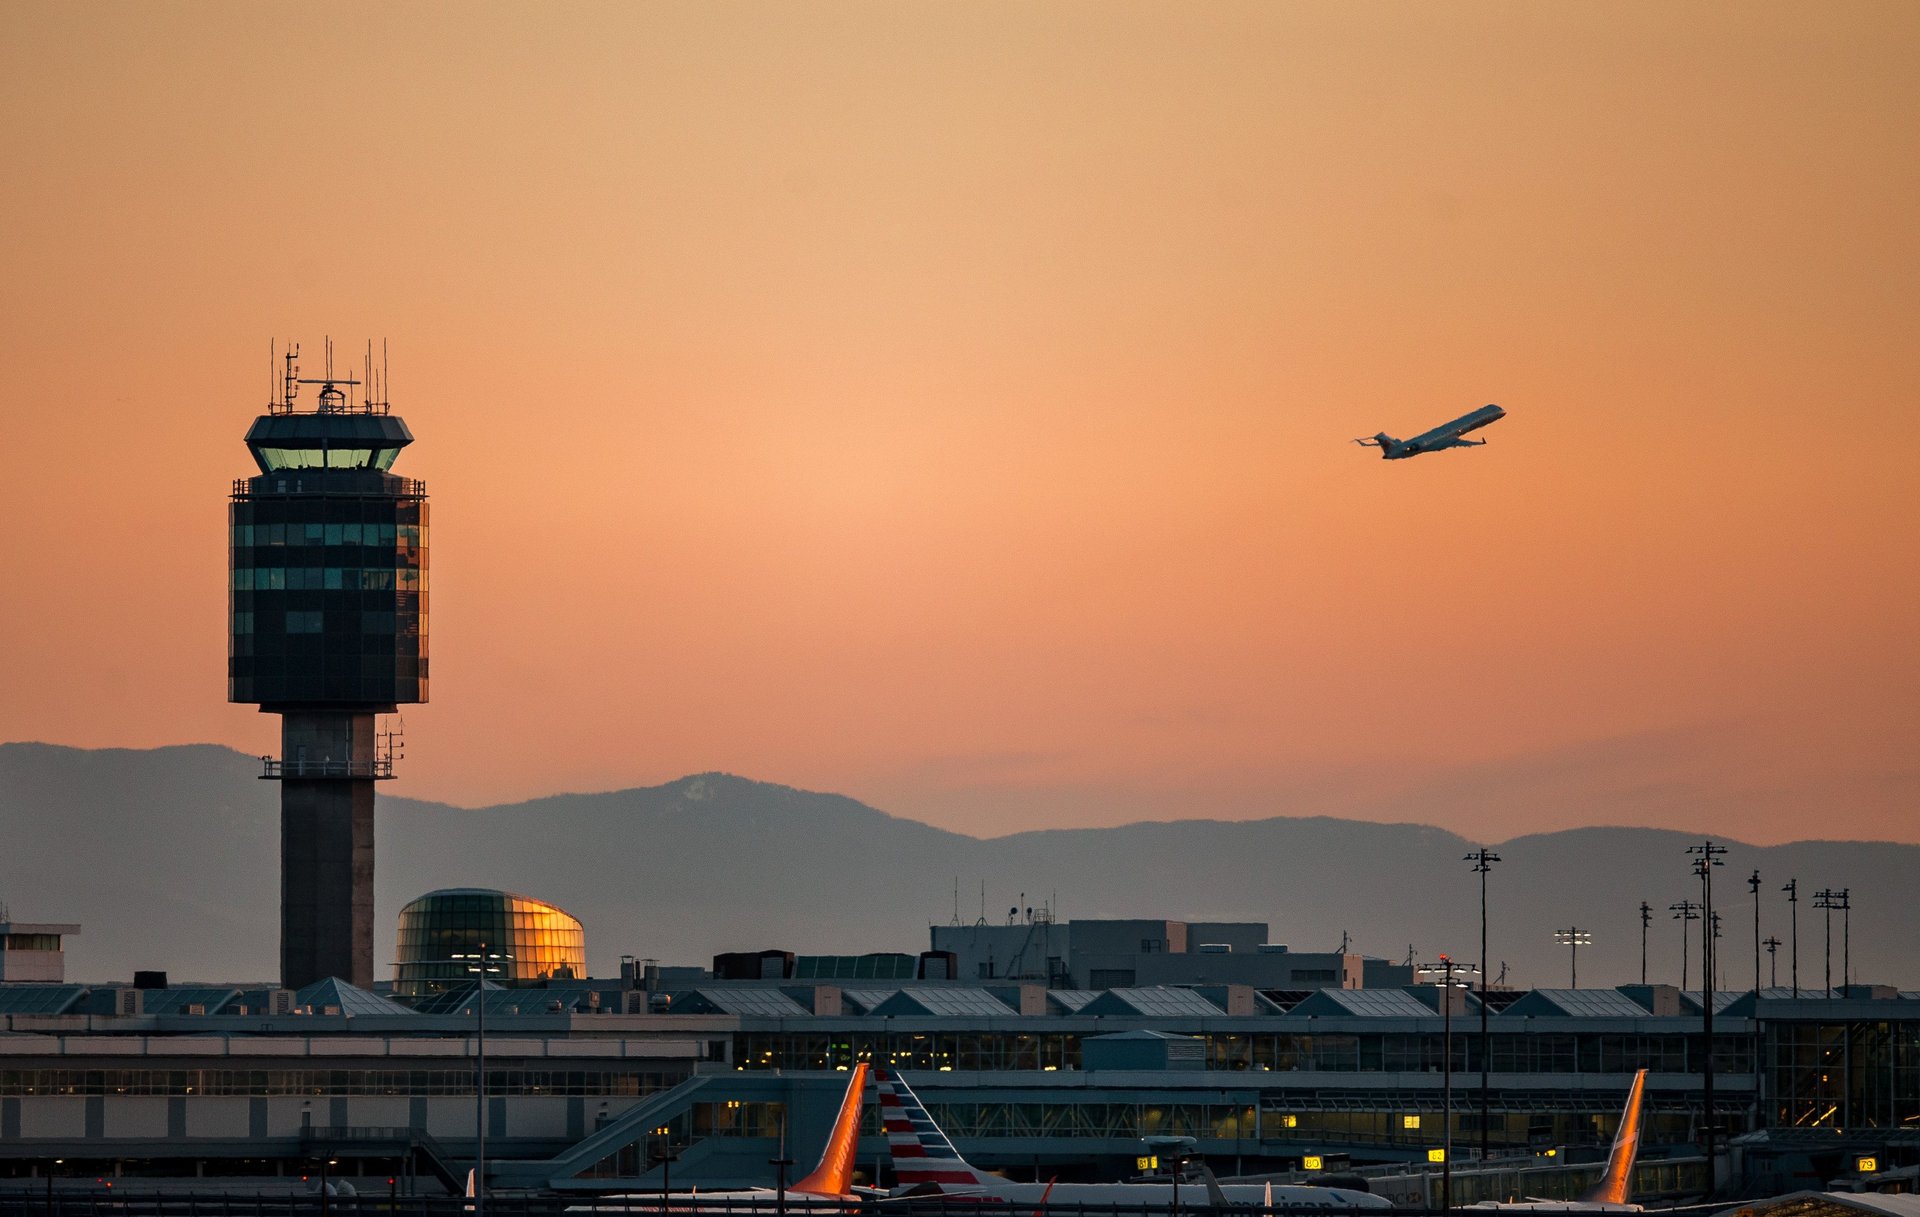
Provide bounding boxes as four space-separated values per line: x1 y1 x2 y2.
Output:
878 1068 1390 1210
1464 1068 1649 1212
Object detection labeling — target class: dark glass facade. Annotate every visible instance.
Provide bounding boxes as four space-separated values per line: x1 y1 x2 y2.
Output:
394 889 587 996
229 479 428 707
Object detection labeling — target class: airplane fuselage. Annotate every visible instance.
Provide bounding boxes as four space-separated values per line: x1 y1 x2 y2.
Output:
1362 403 1505 458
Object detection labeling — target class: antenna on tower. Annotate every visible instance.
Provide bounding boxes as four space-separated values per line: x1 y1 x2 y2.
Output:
280 342 302 412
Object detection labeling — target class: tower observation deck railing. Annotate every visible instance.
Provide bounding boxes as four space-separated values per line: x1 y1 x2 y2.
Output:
261 756 396 780
232 476 428 499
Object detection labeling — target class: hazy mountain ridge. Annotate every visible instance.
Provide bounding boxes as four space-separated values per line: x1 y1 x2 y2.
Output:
3 743 1913 990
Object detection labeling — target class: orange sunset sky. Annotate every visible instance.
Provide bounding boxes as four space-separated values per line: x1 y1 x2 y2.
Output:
2 3 1915 844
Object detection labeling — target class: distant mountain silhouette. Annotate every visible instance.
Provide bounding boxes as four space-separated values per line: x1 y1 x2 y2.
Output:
3 742 1913 990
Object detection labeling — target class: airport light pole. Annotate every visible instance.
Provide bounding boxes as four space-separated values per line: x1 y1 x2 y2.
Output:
1553 928 1591 989
1711 910 1724 990
1688 841 1726 1190
452 947 510 1217
1782 879 1799 998
1764 937 1781 988
1639 902 1652 986
1812 886 1843 990
772 1108 794 1217
1671 902 1701 989
1749 870 1762 997
1418 955 1475 1212
1812 882 1843 998
1838 889 1852 991
1465 848 1501 1161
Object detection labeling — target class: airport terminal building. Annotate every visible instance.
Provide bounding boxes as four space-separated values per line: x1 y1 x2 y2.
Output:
2 920 1916 1198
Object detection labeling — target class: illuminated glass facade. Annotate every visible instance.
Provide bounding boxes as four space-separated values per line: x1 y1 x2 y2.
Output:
394 889 586 996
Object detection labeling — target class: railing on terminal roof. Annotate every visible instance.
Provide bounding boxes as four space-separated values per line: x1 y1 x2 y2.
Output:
232 476 428 499
0 1196 1465 1217
262 756 396 780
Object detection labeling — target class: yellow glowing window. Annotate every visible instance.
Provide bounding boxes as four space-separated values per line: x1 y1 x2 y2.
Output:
1402 1115 1421 1129
1427 1149 1446 1163
1278 1114 1298 1128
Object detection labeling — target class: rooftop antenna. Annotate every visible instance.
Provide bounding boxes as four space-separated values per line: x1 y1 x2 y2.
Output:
281 342 302 411
950 879 960 927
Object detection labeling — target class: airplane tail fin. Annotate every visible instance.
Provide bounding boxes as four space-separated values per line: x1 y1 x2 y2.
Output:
791 1062 870 1197
1581 1069 1648 1206
1354 433 1397 454
876 1068 1000 1191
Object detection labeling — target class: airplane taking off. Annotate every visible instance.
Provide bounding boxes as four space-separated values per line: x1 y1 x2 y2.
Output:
571 1063 870 1213
1356 403 1506 459
878 1069 1390 1210
1462 1069 1649 1212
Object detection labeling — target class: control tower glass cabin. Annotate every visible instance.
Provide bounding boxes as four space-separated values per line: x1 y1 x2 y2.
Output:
230 352 427 989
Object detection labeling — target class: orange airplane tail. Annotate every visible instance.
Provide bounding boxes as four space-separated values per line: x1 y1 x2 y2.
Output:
792 1062 870 1197
1582 1069 1648 1206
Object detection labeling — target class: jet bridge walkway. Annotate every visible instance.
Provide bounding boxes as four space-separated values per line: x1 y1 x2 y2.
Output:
489 1074 720 1189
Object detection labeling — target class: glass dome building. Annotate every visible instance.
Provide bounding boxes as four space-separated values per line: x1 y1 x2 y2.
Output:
393 889 586 996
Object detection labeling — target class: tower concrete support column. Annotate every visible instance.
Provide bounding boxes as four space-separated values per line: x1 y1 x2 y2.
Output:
279 712 378 990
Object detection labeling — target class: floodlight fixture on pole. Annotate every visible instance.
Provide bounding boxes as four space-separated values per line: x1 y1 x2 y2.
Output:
1465 847 1501 1161
1748 870 1761 997
1553 928 1592 989
451 947 512 1217
1763 936 1781 988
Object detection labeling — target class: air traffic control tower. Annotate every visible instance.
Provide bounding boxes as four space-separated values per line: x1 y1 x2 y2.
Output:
230 343 428 989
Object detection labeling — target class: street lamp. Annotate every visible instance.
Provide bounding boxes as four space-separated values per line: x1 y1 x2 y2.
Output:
1553 928 1591 989
451 947 511 1217
1763 937 1781 988
1748 870 1761 997
651 1132 681 1206
1465 848 1501 1161
1418 953 1477 1211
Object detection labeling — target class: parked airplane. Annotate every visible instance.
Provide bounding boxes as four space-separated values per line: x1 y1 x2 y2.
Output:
1462 1069 1648 1212
570 1062 870 1212
1355 403 1506 459
877 1069 1390 1210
